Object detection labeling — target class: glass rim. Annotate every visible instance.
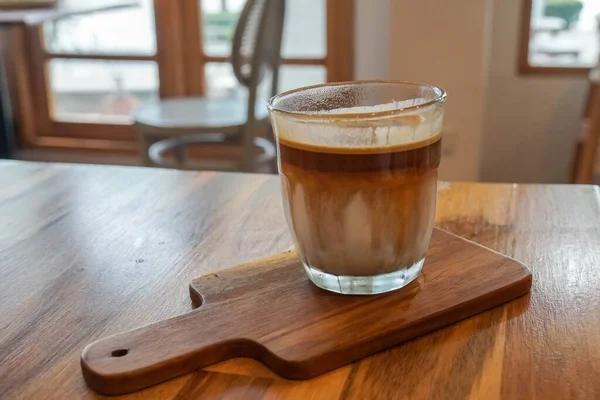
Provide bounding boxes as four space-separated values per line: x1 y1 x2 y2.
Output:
267 80 447 121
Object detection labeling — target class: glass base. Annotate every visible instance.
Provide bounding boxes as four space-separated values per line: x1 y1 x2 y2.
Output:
303 258 424 295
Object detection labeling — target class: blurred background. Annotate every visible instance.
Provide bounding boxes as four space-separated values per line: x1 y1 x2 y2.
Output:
2 0 600 183
45 0 326 118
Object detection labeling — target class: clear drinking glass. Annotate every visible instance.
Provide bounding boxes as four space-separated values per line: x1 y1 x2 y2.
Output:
268 81 446 295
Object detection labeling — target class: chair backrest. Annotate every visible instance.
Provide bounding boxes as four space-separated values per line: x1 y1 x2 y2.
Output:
231 0 285 95
231 0 286 171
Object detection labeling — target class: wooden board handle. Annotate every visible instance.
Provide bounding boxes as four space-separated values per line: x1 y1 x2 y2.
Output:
81 304 255 396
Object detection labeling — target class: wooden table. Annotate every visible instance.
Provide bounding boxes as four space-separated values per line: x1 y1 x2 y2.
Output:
1 161 600 399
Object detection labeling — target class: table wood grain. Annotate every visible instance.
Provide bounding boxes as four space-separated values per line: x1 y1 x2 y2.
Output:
1 161 599 399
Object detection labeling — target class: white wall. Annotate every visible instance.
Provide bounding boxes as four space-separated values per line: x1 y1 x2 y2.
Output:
354 0 390 80
481 0 588 183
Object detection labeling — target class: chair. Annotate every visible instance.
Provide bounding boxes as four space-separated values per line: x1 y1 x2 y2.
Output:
134 0 285 172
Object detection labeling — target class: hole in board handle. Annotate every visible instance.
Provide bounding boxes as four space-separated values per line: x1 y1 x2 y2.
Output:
111 349 129 357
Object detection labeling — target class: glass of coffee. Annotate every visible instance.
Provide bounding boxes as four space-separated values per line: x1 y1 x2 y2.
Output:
267 81 446 295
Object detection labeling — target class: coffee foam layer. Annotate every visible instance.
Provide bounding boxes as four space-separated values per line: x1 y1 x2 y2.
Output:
273 102 443 154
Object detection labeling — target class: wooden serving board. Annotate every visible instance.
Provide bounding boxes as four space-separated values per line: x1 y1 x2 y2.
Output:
81 228 532 396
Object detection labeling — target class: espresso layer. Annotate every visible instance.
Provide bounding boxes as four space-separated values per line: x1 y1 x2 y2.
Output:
279 136 441 276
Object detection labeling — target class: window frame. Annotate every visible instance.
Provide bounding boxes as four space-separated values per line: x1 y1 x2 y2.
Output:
15 0 354 153
518 0 594 76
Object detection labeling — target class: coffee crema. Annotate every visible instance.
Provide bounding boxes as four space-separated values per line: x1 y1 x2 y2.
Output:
278 132 441 277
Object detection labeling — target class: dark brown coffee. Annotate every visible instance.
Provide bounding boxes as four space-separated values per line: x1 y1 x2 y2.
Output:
278 134 441 276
